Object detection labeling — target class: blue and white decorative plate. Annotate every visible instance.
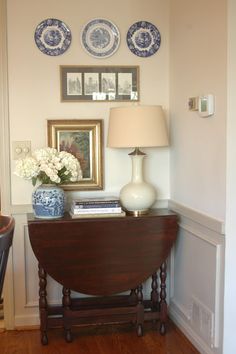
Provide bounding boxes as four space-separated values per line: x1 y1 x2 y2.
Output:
126 21 161 57
81 18 120 58
34 18 71 56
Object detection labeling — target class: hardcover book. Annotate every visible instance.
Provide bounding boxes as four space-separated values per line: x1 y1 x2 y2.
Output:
72 196 121 209
69 210 126 219
71 207 123 214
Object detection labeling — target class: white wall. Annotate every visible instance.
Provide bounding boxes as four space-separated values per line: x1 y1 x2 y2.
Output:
223 0 236 352
169 0 227 221
8 0 170 205
169 1 227 353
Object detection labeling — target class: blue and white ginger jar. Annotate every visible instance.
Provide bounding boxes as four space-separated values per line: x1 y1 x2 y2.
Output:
32 184 65 219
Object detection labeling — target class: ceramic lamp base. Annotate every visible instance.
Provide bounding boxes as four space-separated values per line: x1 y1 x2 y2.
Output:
120 181 156 216
120 148 156 215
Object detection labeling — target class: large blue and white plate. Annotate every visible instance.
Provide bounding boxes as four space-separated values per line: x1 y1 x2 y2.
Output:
81 18 120 58
34 18 71 56
127 21 161 57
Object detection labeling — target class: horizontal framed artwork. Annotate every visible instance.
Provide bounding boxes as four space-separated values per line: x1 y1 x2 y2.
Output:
47 119 103 191
60 65 139 102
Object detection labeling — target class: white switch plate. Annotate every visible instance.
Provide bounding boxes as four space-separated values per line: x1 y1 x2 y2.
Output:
12 141 31 160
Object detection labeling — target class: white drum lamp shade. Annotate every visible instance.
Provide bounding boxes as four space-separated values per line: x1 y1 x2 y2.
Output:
107 105 168 215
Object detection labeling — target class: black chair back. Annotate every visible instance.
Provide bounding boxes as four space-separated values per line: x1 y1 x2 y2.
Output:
0 215 15 299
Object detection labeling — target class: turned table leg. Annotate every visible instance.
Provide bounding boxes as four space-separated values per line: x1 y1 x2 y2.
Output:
38 264 48 345
136 284 144 337
62 287 73 342
159 261 167 335
151 271 159 311
129 288 138 303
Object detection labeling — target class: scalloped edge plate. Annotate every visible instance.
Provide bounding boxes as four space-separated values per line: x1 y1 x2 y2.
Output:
127 21 161 57
34 18 72 56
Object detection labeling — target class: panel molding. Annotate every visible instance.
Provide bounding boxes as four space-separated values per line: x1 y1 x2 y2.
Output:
168 200 224 353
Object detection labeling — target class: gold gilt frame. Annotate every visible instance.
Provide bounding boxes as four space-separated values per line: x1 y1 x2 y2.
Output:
47 119 103 191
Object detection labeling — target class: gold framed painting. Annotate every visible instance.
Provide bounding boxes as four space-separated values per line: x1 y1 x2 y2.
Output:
47 119 103 191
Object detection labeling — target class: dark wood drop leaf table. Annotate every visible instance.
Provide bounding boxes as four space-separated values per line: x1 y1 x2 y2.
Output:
27 209 178 345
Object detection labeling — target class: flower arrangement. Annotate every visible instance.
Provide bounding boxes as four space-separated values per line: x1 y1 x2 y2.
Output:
15 147 83 186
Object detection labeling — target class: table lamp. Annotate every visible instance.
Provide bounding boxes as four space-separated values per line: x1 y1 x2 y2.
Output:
107 105 168 216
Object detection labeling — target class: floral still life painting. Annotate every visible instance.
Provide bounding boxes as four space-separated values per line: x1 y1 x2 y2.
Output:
47 119 103 191
59 131 90 179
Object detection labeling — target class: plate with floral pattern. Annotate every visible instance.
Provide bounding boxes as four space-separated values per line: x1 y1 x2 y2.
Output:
81 18 120 58
126 21 161 57
34 18 72 56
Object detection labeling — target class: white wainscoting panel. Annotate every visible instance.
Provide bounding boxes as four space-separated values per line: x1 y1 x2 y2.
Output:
12 214 38 327
168 200 225 354
12 214 64 327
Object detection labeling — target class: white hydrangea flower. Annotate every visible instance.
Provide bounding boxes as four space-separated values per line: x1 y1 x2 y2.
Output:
15 147 83 186
15 157 40 180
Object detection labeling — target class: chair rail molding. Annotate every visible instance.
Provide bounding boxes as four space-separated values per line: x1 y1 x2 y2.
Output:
168 200 225 236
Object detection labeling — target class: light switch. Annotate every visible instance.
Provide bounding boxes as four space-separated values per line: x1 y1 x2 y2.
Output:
12 141 31 160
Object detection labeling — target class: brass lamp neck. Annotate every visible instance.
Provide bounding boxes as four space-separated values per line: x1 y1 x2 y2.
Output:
129 147 146 156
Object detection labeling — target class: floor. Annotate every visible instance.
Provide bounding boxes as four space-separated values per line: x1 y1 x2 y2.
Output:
0 320 199 354
0 301 4 329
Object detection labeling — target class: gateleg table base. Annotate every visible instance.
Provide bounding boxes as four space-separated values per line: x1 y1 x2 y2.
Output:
39 265 168 345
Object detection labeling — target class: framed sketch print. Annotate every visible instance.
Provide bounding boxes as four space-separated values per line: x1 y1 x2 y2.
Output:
60 65 139 102
47 119 103 190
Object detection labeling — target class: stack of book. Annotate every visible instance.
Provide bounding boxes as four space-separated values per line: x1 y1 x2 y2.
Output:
70 197 126 218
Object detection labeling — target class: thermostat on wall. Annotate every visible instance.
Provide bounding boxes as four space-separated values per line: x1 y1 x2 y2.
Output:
198 94 214 117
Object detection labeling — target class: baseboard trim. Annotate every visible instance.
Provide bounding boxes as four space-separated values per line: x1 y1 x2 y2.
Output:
14 314 40 327
169 302 214 354
15 324 40 331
